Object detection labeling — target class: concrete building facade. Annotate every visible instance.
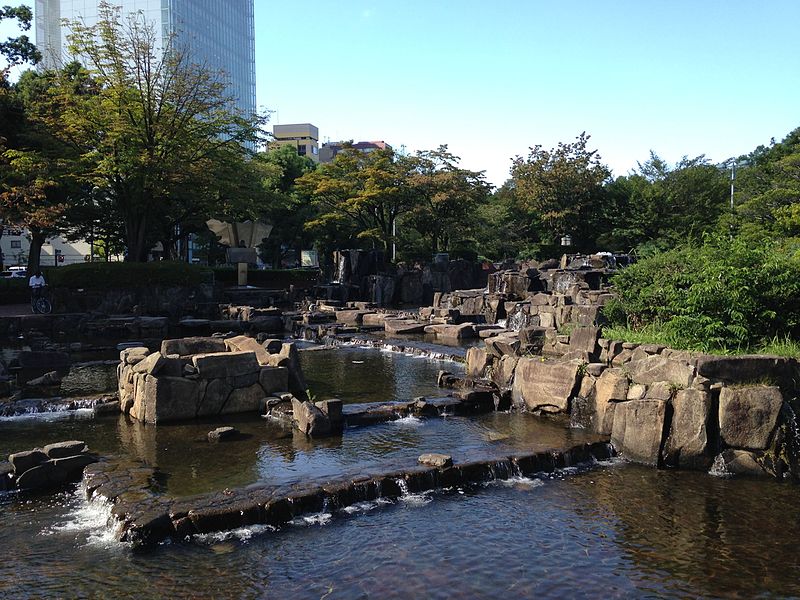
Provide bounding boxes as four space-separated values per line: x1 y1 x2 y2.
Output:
271 123 320 163
319 140 393 164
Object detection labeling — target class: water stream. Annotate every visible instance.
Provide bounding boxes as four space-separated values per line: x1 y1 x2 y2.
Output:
2 343 800 598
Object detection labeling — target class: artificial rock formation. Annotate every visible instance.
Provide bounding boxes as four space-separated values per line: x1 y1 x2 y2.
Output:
117 337 303 424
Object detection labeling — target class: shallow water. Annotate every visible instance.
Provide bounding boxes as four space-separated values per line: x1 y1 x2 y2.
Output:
2 345 800 598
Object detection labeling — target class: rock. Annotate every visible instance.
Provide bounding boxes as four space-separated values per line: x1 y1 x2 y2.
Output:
192 351 260 380
51 454 98 475
0 462 14 492
714 449 768 477
719 386 783 450
626 383 647 400
132 351 165 375
492 355 519 389
143 376 201 423
384 319 427 335
221 383 265 415
291 398 331 437
16 462 56 489
645 381 674 401
196 378 232 417
485 335 521 358
94 400 121 416
696 355 799 391
362 313 388 327
208 427 239 443
160 337 227 357
25 371 62 387
663 389 712 469
43 440 87 459
268 343 308 399
511 358 580 414
569 326 600 358
465 347 491 379
315 399 343 433
592 368 629 435
418 453 453 468
615 399 668 466
261 338 284 354
627 354 695 387
8 449 48 474
435 323 477 340
247 316 284 333
259 366 289 395
335 309 371 326
224 335 271 366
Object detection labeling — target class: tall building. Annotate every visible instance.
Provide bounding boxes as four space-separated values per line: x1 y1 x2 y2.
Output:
34 0 256 117
319 140 392 164
272 123 319 163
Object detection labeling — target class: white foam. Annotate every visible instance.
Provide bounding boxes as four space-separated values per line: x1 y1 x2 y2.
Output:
398 491 432 507
392 415 423 427
341 498 393 514
194 524 276 544
493 476 545 489
42 493 121 548
290 512 332 526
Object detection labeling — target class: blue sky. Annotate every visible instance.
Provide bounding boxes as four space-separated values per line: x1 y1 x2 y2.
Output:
3 1 799 186
255 0 800 185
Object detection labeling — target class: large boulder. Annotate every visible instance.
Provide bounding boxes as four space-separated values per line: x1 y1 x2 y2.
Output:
143 376 201 423
719 386 783 450
592 368 629 435
192 351 260 380
615 399 669 466
626 354 695 387
511 358 580 414
291 397 331 437
714 449 768 477
259 366 289 395
268 343 307 399
696 355 800 393
492 355 519 389
221 383 265 415
663 388 712 469
465 347 491 379
569 326 600 358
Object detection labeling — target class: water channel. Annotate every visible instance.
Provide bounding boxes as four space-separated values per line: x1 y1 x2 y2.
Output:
2 344 800 598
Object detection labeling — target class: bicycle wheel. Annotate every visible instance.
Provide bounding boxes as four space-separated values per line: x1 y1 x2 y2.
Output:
35 297 52 314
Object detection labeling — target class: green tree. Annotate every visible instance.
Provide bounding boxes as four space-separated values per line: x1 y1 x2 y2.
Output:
254 144 316 268
0 4 40 73
402 145 490 253
297 144 415 255
510 132 610 249
38 2 266 261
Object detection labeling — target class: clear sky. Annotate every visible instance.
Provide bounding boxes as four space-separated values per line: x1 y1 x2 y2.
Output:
255 0 800 186
3 1 798 187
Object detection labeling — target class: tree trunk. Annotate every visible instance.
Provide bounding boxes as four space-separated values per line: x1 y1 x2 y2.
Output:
125 214 149 262
27 229 45 275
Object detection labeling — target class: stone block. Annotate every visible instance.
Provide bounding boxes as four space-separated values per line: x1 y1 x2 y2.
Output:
259 366 289 395
663 388 711 469
616 399 669 466
492 355 519 389
465 346 491 379
121 347 149 365
8 449 47 474
714 449 767 477
719 386 783 450
208 427 238 443
592 368 629 435
267 343 307 399
384 319 427 335
43 440 87 459
143 376 201 423
192 351 260 380
569 326 600 357
315 399 343 432
291 398 331 437
418 453 453 468
221 383 265 415
511 358 580 414
160 337 227 357
224 335 271 366
197 378 233 417
627 354 695 387
132 351 166 375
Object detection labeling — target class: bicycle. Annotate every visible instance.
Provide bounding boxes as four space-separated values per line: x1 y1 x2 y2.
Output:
30 286 52 315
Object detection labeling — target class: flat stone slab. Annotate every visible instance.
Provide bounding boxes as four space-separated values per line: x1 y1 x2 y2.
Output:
418 453 453 468
384 320 428 335
43 440 87 459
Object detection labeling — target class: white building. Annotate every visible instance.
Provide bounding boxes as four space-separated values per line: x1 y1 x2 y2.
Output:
0 226 94 269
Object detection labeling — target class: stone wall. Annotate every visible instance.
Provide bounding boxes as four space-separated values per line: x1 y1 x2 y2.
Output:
117 336 307 424
466 339 800 480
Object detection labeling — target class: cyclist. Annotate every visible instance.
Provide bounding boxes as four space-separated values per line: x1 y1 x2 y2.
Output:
29 270 46 302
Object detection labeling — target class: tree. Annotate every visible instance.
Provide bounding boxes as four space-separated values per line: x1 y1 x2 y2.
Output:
297 144 415 255
402 145 490 253
0 4 40 74
510 132 610 249
37 2 266 261
254 144 316 268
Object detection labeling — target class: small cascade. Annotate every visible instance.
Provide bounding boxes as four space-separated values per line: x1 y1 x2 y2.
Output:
708 454 731 477
395 478 410 496
329 337 464 363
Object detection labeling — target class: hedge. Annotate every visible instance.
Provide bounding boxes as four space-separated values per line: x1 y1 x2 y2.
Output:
42 261 214 289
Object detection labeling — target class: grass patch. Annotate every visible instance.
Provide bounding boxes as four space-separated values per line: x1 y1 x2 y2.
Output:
602 324 800 357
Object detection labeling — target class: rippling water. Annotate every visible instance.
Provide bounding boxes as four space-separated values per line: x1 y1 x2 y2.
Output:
2 345 800 598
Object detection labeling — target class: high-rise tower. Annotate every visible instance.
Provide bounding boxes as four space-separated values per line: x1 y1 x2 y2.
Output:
34 0 256 117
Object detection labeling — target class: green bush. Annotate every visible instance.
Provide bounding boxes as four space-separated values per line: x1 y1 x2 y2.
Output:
0 277 29 304
604 235 800 352
211 267 319 289
43 261 214 289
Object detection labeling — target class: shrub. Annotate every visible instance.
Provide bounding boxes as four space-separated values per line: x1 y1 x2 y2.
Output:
604 235 800 351
43 261 214 289
0 277 29 304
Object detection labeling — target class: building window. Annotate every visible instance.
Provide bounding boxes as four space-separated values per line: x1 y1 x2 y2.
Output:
10 240 21 249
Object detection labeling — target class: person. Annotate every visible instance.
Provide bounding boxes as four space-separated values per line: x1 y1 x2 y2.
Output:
29 270 46 300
